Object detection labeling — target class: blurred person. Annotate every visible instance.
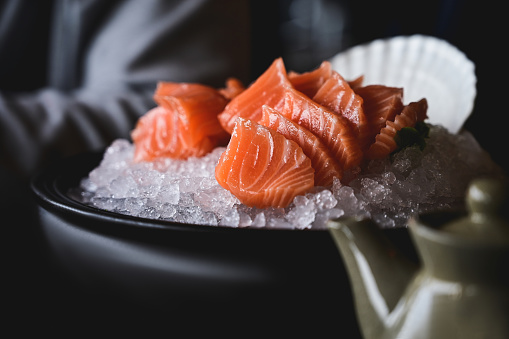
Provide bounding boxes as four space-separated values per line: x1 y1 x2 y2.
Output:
0 0 250 180
2 0 250 326
1 0 250 251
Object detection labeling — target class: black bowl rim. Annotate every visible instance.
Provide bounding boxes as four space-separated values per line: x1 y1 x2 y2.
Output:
30 151 325 235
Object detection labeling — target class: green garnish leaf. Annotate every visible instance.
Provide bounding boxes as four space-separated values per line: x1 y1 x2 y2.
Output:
394 121 430 152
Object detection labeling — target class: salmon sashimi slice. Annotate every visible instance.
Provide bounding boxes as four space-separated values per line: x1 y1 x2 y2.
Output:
365 98 428 159
218 77 245 100
215 117 315 208
132 106 214 161
312 71 369 151
155 82 229 148
153 81 183 97
157 78 244 102
354 85 405 147
132 82 229 161
288 60 332 98
280 88 363 171
217 57 292 134
259 105 343 186
348 75 364 90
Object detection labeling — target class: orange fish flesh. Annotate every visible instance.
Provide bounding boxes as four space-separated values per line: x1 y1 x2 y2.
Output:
218 77 245 100
365 98 428 159
287 60 332 98
215 117 315 208
313 71 370 151
217 57 292 134
259 105 343 186
132 82 229 161
354 85 405 148
279 88 363 171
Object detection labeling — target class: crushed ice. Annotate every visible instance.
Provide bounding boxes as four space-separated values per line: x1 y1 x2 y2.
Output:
76 125 504 229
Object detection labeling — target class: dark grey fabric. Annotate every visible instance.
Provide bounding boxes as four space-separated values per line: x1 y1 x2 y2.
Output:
0 0 250 177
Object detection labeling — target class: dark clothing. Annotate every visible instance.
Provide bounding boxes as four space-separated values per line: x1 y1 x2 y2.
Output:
0 0 250 177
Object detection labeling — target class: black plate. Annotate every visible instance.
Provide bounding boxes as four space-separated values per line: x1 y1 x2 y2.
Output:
31 151 417 337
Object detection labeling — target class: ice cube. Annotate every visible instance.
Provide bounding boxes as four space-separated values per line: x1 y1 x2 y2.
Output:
251 212 266 227
101 139 133 168
109 176 137 198
219 208 240 227
313 207 344 229
286 195 317 229
238 211 252 227
94 186 111 198
186 209 217 226
179 177 205 194
193 187 238 215
381 172 397 185
393 179 421 208
157 183 180 205
91 196 116 211
80 177 97 192
124 197 146 216
334 185 368 217
159 203 177 220
88 166 119 189
138 206 161 220
178 192 195 207
310 189 337 211
267 217 294 229
360 178 389 204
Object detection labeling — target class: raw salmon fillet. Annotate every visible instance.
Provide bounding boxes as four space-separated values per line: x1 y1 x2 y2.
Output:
348 75 364 90
259 105 343 186
217 58 292 134
354 85 404 148
279 88 363 171
313 71 369 151
215 117 315 208
153 81 182 97
131 106 205 161
218 77 245 100
366 98 428 159
288 60 332 98
132 82 229 161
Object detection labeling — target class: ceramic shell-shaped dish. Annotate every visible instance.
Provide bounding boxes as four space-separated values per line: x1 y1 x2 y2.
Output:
329 35 476 133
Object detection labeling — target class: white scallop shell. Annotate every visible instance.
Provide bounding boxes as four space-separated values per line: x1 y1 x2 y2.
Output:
329 35 476 133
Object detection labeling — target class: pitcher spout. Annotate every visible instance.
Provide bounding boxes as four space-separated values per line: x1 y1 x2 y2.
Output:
328 217 418 339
